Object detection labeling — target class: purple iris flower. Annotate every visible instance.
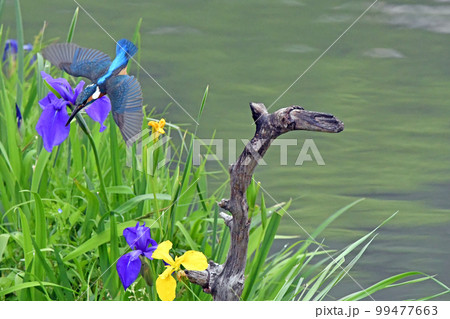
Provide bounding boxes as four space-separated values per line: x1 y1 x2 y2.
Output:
36 71 111 152
2 39 36 64
16 104 22 128
116 222 158 291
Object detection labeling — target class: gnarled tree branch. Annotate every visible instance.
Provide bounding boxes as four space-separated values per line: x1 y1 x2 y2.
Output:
185 102 344 300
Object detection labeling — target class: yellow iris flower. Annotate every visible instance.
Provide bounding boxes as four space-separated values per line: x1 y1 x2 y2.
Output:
152 240 208 301
148 118 166 139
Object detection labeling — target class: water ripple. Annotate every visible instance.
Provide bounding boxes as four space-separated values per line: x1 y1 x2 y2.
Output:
149 26 202 35
363 48 405 59
379 3 450 34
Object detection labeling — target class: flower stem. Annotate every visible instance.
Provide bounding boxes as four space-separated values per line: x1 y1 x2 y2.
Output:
85 131 110 211
73 110 110 211
149 174 163 238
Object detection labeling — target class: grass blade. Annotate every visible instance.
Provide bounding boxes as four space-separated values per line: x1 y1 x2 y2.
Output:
14 0 24 107
341 272 428 301
242 201 288 300
66 7 79 43
197 85 209 123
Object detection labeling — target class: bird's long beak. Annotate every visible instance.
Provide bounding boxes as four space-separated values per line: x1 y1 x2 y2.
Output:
66 103 85 126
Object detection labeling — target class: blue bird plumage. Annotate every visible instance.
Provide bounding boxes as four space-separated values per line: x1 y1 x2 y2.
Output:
97 39 137 85
42 39 143 145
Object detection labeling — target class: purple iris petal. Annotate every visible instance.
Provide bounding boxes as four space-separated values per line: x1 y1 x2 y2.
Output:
3 40 36 65
41 71 78 102
142 245 158 260
84 96 111 132
23 43 36 64
23 43 33 51
123 222 151 251
16 104 22 128
2 39 18 62
36 93 70 152
117 222 158 290
116 250 143 291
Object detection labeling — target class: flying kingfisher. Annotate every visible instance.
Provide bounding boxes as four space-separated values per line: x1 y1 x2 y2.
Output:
42 39 143 145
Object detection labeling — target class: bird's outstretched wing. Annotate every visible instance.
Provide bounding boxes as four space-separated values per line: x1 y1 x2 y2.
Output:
42 43 111 82
106 75 144 145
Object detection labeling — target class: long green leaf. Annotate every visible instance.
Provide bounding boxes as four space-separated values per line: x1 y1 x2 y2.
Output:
74 180 100 238
242 201 289 300
18 209 33 269
298 198 365 254
197 85 209 122
31 192 47 249
30 150 51 194
0 234 9 262
113 194 171 215
53 246 74 300
341 272 428 301
66 7 79 43
0 281 71 297
175 221 199 250
14 0 24 107
106 186 135 195
30 238 65 300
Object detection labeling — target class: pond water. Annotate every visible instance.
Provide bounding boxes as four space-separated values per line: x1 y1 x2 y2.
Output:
2 0 449 300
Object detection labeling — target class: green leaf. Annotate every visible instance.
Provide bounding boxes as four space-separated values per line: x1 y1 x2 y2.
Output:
341 272 428 301
18 209 33 269
260 193 267 229
42 79 62 99
109 114 122 189
31 192 47 249
30 237 65 300
0 281 71 297
0 234 9 262
106 186 135 195
14 0 24 107
243 206 284 300
197 85 209 122
175 221 199 250
113 194 171 215
31 150 51 194
74 180 100 238
53 246 74 300
66 7 79 43
298 198 365 254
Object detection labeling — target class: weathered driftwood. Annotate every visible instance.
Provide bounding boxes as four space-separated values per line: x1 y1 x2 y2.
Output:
185 102 344 300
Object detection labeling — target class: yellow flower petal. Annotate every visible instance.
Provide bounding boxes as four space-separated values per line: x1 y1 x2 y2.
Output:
156 274 177 301
148 121 158 129
160 265 175 279
152 240 175 265
148 118 166 138
179 250 208 271
173 255 184 270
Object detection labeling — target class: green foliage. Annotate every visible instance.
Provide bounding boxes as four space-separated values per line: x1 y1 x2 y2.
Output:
0 4 449 301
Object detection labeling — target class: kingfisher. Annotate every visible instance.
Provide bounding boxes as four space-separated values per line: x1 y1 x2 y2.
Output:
42 39 143 145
